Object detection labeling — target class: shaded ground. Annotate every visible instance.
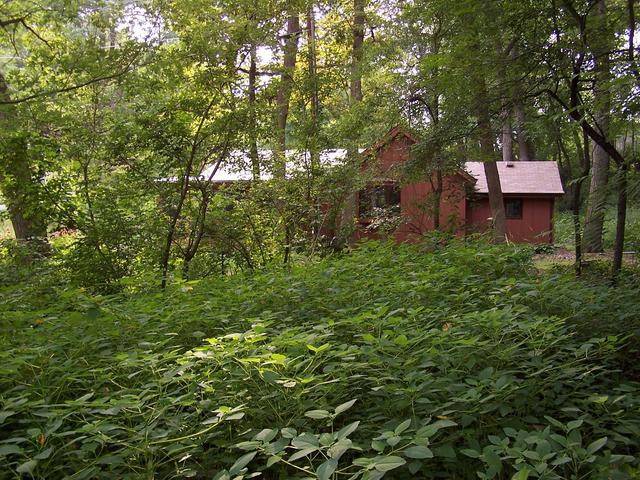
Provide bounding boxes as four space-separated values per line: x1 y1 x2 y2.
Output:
533 247 639 268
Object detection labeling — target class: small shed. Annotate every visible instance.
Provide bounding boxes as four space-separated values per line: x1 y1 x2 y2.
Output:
352 127 565 244
465 161 564 243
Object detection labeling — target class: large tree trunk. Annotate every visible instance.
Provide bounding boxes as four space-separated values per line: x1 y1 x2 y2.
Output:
306 4 321 242
611 162 627 283
571 127 591 275
274 13 300 264
248 44 260 180
274 13 301 178
306 5 319 136
306 5 319 181
513 100 534 161
339 0 366 244
0 71 49 251
502 114 513 162
583 0 611 253
350 0 365 103
476 78 506 243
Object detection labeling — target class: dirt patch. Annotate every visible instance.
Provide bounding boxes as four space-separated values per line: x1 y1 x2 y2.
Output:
533 248 639 267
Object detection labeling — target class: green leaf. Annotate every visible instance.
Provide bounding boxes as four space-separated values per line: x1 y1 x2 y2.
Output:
374 456 406 472
289 447 318 462
544 416 564 429
320 432 335 446
229 451 257 475
34 447 53 460
512 468 530 480
236 441 261 451
387 435 401 447
225 412 245 421
337 421 360 440
0 411 16 424
281 428 297 438
335 399 357 415
567 419 583 431
434 444 456 458
395 419 411 435
254 429 277 442
0 445 23 456
212 470 231 480
316 458 338 480
586 437 607 455
404 446 433 459
292 433 319 449
328 438 353 460
305 409 331 419
483 448 502 474
16 460 38 474
461 449 481 458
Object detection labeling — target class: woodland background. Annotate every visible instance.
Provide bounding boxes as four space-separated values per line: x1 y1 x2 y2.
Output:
1 1 640 479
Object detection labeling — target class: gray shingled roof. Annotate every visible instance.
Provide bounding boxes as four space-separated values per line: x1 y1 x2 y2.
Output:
465 161 564 195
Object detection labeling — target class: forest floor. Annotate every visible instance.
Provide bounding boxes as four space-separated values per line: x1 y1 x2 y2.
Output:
533 247 640 270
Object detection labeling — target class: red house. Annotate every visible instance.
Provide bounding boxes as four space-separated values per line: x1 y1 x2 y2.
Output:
352 127 564 244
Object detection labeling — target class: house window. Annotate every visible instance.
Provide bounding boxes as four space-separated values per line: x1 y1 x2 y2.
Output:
505 198 523 219
358 183 400 219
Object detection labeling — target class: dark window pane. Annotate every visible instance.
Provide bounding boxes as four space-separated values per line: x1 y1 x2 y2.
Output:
387 185 401 206
373 186 386 209
359 183 401 219
358 189 372 217
505 199 523 219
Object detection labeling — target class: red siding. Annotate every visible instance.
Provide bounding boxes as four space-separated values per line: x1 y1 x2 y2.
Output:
395 176 467 242
355 133 468 242
467 196 555 244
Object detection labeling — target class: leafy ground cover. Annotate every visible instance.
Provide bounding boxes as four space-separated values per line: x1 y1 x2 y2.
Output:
1 241 639 479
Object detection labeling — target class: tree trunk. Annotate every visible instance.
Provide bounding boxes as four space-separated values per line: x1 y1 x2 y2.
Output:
339 0 366 245
159 99 216 288
249 44 260 180
306 5 319 134
476 78 506 243
306 5 319 178
513 100 534 161
583 0 611 253
611 162 627 284
274 13 300 264
350 0 365 104
572 127 591 276
0 71 49 251
306 4 321 241
502 115 513 162
274 13 301 177
433 168 443 230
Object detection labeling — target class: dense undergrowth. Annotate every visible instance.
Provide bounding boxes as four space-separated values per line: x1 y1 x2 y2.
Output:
554 208 640 252
1 241 639 479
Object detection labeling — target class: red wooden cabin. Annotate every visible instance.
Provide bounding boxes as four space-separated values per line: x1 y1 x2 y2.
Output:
352 127 564 244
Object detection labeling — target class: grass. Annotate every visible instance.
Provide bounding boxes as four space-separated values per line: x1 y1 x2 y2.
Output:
1 240 639 479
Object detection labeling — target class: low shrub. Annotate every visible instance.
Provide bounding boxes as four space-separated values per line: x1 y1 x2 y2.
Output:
1 241 638 479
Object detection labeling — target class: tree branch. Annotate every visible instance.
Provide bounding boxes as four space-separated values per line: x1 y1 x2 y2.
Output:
0 55 146 105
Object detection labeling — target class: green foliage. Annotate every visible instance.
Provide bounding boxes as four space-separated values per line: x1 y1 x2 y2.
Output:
555 208 640 252
1 241 639 478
